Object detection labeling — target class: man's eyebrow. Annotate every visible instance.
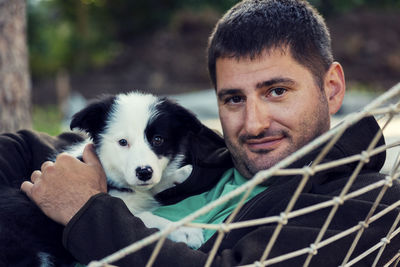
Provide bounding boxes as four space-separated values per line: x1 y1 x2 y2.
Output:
217 89 242 100
256 77 296 89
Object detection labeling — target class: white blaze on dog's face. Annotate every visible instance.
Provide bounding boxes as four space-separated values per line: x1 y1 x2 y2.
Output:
98 93 169 190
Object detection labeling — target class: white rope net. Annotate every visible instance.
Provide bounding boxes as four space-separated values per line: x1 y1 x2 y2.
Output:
89 83 400 267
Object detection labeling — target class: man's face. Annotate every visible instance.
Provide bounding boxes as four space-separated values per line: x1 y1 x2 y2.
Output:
216 49 331 178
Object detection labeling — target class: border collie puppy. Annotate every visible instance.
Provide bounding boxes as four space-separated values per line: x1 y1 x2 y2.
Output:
0 92 205 267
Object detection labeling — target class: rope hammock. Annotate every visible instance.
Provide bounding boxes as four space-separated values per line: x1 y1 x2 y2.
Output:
88 82 400 267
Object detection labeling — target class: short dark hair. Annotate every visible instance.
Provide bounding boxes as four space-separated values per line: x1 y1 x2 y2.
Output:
207 0 333 89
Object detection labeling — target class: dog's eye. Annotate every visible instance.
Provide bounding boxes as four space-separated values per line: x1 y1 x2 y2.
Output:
152 136 164 146
118 139 128 147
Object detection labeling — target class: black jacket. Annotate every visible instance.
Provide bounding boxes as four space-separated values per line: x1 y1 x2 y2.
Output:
0 116 399 266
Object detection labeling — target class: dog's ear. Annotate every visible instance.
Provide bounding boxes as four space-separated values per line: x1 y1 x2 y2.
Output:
176 105 203 134
70 95 116 141
161 98 203 134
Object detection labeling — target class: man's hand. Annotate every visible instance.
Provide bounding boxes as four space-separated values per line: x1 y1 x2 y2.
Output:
21 144 107 226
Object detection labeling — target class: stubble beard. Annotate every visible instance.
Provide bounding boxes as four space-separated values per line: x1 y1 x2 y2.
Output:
226 101 330 179
225 130 294 179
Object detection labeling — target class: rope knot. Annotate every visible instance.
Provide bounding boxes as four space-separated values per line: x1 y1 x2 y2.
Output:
219 223 230 233
385 175 393 187
333 196 344 205
358 221 369 229
308 244 318 255
360 151 370 163
303 166 315 176
279 212 288 225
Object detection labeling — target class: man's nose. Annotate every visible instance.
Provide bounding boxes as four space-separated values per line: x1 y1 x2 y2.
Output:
243 100 270 136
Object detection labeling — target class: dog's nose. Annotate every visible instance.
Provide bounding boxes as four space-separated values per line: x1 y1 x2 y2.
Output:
135 166 153 181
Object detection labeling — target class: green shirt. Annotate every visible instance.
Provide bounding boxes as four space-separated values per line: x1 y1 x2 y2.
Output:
153 168 267 242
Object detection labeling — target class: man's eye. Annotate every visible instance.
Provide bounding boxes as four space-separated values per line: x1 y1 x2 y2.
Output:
152 135 164 147
225 95 244 104
118 139 128 147
270 87 287 97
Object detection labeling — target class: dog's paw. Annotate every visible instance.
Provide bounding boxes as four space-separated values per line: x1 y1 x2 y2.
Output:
168 226 204 249
173 164 193 185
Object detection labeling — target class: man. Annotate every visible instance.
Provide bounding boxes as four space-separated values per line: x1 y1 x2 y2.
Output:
1 0 399 266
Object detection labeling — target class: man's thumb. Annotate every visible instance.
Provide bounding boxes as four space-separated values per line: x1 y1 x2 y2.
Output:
82 143 101 166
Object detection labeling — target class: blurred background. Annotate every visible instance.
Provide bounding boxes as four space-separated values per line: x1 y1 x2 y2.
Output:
0 0 400 135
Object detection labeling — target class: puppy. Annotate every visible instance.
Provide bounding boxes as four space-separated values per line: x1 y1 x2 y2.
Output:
0 92 205 267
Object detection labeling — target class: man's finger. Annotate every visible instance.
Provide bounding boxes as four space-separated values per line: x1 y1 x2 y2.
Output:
41 161 54 171
82 144 101 167
31 170 42 183
20 181 33 198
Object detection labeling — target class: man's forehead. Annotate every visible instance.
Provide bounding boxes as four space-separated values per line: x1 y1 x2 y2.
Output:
215 49 301 90
216 46 291 65
215 47 296 76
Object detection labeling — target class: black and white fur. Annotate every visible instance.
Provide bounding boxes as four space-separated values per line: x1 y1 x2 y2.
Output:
0 92 205 267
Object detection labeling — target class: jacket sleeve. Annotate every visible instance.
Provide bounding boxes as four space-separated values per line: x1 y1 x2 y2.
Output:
0 130 85 188
62 193 212 267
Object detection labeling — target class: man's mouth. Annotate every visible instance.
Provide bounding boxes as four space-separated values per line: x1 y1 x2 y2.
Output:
245 136 285 152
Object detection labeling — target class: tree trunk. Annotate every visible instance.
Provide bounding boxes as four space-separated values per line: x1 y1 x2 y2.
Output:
0 0 31 133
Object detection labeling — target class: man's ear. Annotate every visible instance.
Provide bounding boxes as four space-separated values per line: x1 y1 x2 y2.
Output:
323 62 346 115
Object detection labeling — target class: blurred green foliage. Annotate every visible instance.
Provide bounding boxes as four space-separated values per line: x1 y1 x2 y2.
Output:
27 0 237 78
27 0 399 78
32 105 63 136
28 0 120 77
